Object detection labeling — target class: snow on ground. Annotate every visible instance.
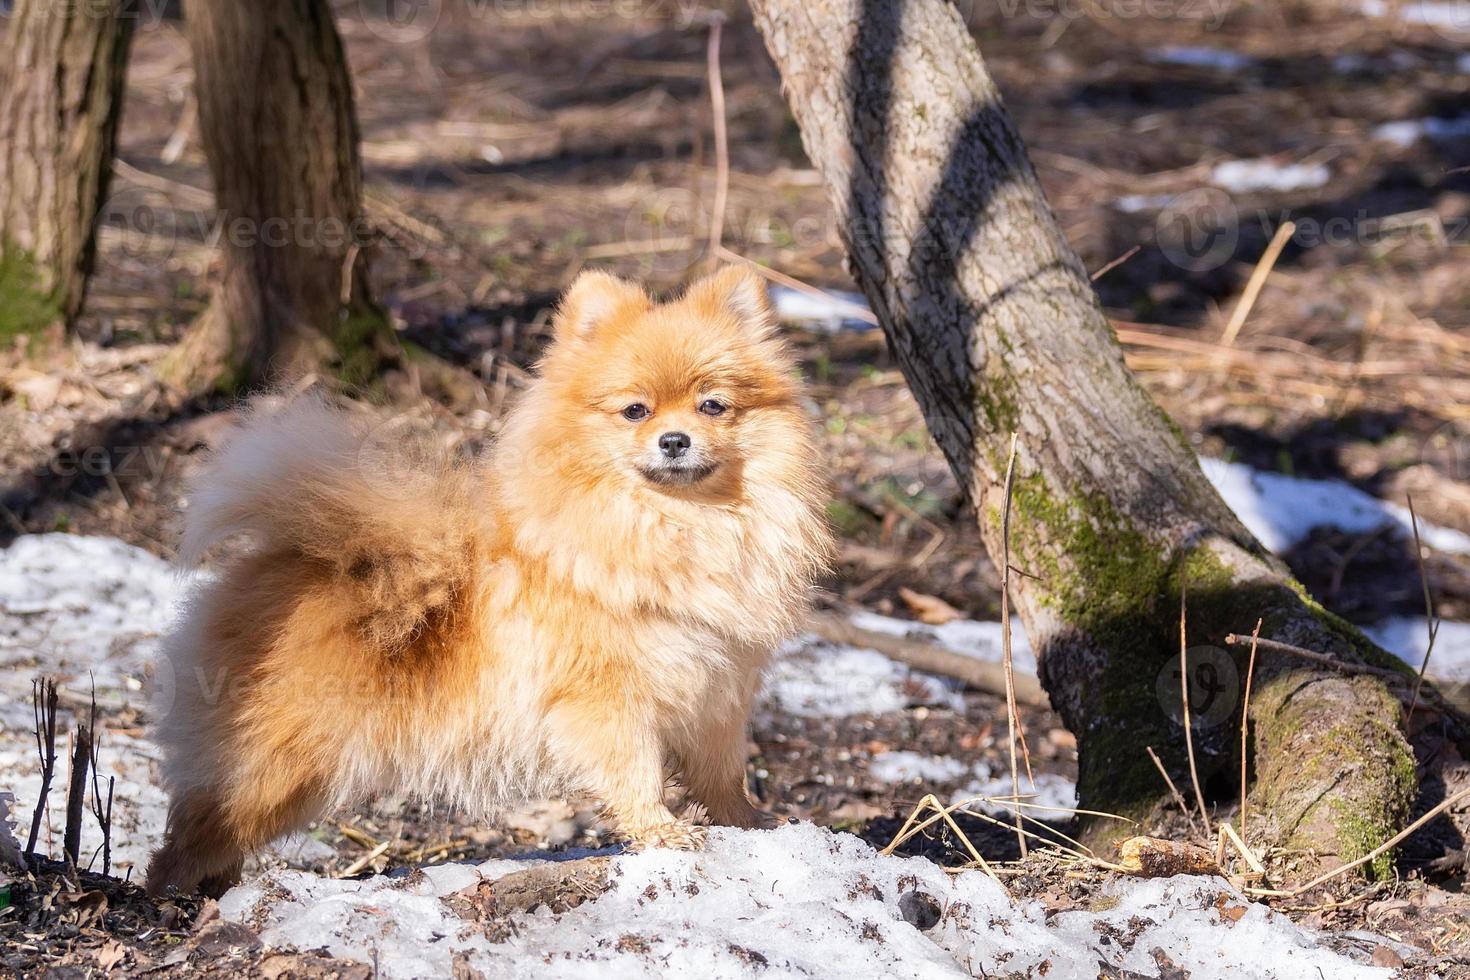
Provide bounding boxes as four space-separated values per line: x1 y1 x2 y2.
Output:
1112 192 1177 214
1146 46 1255 72
849 607 1038 675
0 530 1426 976
769 285 875 333
1361 0 1470 32
219 822 1390 980
1365 617 1470 683
1199 456 1470 556
0 533 178 877
866 749 1081 818
1211 158 1331 193
760 639 964 717
1373 115 1470 147
867 751 971 785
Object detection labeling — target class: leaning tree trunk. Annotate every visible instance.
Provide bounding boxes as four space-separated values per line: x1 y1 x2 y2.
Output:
0 0 135 345
749 0 1422 873
159 0 392 393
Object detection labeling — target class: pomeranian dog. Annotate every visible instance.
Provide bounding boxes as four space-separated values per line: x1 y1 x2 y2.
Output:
145 267 832 897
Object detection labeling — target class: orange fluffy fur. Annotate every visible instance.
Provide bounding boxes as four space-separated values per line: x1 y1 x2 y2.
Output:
146 267 832 897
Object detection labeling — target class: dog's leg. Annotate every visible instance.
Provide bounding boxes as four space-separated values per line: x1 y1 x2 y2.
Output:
675 712 768 829
545 698 706 850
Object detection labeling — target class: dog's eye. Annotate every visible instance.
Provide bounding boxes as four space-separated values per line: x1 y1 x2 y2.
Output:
622 403 650 421
698 399 726 417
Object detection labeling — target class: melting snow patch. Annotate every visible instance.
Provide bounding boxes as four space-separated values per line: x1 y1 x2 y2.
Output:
761 640 962 717
1147 46 1255 71
867 751 971 784
1200 457 1470 556
770 284 876 333
1113 192 1180 214
953 768 1080 817
1364 617 1470 682
1373 116 1470 146
1211 158 1331 193
0 533 185 876
219 823 1390 979
848 608 1037 674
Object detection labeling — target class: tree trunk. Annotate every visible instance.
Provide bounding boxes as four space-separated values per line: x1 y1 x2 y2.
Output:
160 0 392 393
0 0 135 345
748 0 1421 873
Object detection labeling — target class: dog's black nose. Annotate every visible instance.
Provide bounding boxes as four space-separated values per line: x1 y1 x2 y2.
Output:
659 431 691 459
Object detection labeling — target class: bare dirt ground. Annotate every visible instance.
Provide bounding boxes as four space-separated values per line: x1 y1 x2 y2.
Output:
3 0 1470 975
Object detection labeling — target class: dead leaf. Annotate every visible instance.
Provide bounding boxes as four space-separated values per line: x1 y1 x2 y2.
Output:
897 587 963 625
97 940 128 973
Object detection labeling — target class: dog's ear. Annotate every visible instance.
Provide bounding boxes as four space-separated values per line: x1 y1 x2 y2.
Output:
688 266 777 340
555 271 648 341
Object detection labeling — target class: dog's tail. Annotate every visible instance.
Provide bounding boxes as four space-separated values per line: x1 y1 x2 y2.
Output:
181 394 480 652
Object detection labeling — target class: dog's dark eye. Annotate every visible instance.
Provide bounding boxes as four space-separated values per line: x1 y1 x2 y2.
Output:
622 403 650 421
698 399 726 417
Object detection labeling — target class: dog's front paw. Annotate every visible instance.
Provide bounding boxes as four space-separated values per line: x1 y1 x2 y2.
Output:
623 821 708 852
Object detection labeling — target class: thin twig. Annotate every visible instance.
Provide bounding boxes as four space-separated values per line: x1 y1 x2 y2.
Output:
1239 619 1261 844
336 839 393 878
1220 220 1294 346
999 433 1027 858
703 14 729 269
1146 745 1201 838
1223 633 1405 680
1089 244 1140 282
1179 577 1212 837
87 677 114 876
1405 494 1440 719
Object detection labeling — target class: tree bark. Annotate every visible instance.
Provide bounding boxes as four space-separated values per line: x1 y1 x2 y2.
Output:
749 0 1421 872
0 0 135 344
160 0 392 393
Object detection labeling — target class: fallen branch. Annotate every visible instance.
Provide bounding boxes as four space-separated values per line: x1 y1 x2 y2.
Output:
63 725 92 868
26 678 58 857
807 612 1050 708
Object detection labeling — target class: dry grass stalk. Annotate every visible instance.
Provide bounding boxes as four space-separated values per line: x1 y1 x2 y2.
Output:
703 15 729 269
87 681 115 876
882 793 1003 884
336 839 394 878
886 793 1130 877
1243 786 1470 899
999 433 1028 857
1405 494 1440 719
1179 579 1212 837
1238 619 1261 844
1145 744 1201 839
1219 220 1295 347
1217 822 1266 881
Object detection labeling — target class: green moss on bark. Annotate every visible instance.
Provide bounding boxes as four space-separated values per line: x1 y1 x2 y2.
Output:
0 246 61 344
330 306 394 388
